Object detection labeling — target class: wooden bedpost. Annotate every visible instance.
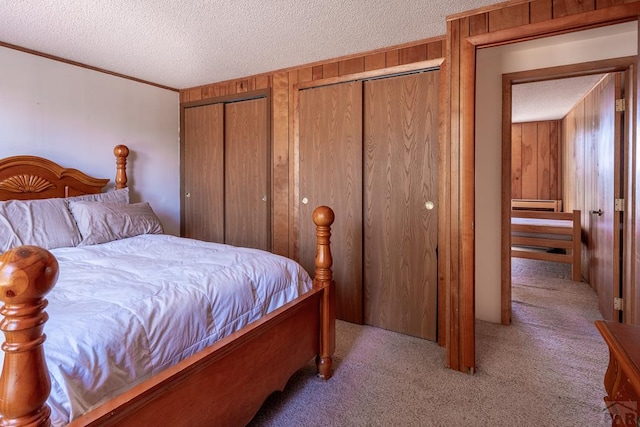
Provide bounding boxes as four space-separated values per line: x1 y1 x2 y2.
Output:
114 145 129 189
0 246 58 427
312 206 335 380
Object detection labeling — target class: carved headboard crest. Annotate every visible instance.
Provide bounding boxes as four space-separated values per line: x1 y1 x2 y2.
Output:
0 174 55 194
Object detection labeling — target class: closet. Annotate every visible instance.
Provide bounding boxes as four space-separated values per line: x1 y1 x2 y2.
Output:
297 70 439 340
182 94 270 251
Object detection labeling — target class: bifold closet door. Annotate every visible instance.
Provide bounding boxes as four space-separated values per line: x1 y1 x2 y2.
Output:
363 71 439 340
224 98 270 250
298 81 364 324
183 103 225 242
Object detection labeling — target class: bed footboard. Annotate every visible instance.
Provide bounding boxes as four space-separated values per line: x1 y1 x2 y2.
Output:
0 207 335 427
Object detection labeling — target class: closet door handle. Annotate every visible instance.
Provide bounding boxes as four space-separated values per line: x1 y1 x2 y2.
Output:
590 209 603 216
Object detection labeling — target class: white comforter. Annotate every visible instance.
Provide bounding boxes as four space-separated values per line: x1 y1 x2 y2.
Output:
7 234 313 426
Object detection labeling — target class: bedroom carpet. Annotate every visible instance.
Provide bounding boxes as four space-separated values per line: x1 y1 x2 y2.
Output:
249 258 610 427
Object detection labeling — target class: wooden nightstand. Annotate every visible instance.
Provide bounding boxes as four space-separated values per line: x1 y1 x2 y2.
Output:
595 320 640 427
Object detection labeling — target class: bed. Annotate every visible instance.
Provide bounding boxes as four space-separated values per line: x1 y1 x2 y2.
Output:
0 145 336 427
511 209 582 282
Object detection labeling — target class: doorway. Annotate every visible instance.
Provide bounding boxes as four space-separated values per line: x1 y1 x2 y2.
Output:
502 62 632 325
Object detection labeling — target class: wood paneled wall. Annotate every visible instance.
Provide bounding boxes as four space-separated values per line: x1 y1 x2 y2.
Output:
446 0 640 372
511 120 561 200
179 36 445 258
180 39 445 104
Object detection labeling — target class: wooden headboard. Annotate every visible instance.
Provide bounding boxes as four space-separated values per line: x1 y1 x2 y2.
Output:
0 145 129 201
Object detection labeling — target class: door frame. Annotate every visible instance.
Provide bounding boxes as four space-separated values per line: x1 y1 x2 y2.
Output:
446 3 640 372
501 57 636 325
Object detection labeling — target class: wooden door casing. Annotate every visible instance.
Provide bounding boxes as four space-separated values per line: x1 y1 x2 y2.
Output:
224 98 270 250
298 81 364 324
363 70 439 340
183 103 225 242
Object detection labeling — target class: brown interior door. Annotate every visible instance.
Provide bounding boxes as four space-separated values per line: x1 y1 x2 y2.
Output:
589 73 621 322
183 103 225 242
363 71 439 340
224 98 270 250
298 81 364 324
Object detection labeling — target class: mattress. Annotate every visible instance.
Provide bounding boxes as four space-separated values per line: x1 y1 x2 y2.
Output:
1 234 313 425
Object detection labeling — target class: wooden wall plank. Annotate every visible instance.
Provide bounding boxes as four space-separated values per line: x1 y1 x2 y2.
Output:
312 66 323 81
365 52 387 71
520 122 539 199
322 62 339 79
298 67 313 83
596 0 626 8
530 0 554 22
488 3 530 32
512 124 523 199
272 72 289 256
552 0 596 17
188 88 202 102
385 50 400 67
338 57 365 75
398 44 427 64
469 13 488 36
549 121 560 200
226 81 236 96
537 121 551 199
427 40 444 60
255 75 271 90
236 80 249 93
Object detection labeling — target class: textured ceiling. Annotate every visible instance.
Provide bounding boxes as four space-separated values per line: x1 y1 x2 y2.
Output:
0 0 502 89
512 74 606 123
0 1 614 124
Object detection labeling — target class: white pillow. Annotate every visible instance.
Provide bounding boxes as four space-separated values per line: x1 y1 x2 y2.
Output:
66 187 129 204
0 198 81 252
68 201 163 246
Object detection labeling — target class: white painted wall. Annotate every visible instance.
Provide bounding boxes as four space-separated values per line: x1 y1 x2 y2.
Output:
0 46 180 235
475 21 638 323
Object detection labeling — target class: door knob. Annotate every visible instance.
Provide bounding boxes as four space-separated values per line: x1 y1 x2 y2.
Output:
590 209 603 216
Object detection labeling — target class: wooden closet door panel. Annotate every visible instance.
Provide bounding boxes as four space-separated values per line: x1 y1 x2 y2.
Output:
183 103 224 242
299 81 363 324
224 98 270 250
363 70 439 340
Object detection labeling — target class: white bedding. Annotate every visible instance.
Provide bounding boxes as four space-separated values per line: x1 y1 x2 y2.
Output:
6 234 313 426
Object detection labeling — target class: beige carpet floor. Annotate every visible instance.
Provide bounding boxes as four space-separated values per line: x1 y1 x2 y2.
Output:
249 258 610 426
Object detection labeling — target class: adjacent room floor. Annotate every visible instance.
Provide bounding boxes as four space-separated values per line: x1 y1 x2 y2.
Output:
250 258 609 426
